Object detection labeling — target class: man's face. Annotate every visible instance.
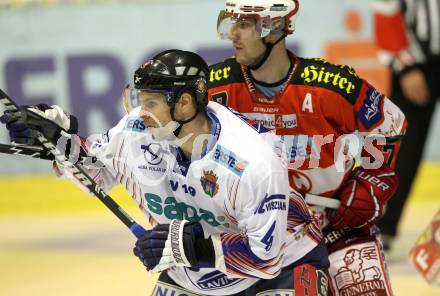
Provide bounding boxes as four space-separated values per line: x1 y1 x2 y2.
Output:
228 18 266 66
138 91 172 129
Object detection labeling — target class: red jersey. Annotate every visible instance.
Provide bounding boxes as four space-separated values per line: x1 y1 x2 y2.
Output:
207 54 407 197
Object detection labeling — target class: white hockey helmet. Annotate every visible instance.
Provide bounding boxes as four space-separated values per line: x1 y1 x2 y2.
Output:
217 0 299 39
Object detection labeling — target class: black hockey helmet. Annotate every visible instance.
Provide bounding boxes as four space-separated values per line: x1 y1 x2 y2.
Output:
128 49 208 113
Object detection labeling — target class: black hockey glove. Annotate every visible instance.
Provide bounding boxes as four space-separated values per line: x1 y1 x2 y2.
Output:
1 104 78 152
133 220 215 273
1 107 39 145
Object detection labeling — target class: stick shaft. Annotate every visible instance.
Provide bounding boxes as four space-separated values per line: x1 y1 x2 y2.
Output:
0 88 146 238
0 143 54 160
305 193 341 209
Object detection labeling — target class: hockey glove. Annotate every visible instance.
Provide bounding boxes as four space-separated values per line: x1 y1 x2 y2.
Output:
0 104 78 145
133 220 214 273
328 165 398 232
1 108 36 144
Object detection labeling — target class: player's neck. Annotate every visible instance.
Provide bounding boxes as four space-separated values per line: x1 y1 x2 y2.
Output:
177 113 211 160
250 44 291 84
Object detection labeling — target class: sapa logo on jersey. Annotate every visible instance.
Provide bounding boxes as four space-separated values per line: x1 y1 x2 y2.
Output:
124 116 147 132
196 271 241 290
211 145 248 176
358 87 383 129
244 113 297 129
144 193 224 227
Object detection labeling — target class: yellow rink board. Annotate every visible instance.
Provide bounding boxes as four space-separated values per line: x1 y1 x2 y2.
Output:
0 163 439 296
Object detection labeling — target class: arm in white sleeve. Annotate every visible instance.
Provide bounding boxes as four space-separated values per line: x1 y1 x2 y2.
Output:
54 112 138 194
211 166 290 279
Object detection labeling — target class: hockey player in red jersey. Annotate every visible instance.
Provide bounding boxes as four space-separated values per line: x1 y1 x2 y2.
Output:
208 1 407 295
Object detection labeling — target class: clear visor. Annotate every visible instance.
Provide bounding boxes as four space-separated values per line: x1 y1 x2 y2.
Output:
217 10 271 40
122 85 171 114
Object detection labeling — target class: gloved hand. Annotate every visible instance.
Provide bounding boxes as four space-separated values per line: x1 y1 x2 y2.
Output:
328 165 398 232
1 109 35 144
133 220 205 273
0 104 78 145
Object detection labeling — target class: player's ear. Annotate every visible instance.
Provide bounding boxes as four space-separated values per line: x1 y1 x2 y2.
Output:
271 19 284 31
176 92 195 116
178 92 193 107
266 19 285 42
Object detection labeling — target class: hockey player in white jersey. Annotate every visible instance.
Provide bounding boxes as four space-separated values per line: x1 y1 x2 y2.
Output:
2 50 329 295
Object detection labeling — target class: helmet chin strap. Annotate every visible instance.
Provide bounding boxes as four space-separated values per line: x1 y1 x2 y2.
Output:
248 33 287 71
149 107 199 146
170 106 200 138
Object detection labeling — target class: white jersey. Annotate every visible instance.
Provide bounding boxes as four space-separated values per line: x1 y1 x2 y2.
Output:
78 102 321 295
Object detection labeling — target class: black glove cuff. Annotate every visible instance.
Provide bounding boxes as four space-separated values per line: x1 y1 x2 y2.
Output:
182 222 215 268
68 115 79 134
195 238 215 268
182 222 202 267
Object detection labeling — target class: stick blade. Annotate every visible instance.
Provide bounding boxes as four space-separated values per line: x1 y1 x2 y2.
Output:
0 89 21 112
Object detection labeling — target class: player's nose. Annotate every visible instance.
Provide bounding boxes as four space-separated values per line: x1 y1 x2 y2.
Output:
228 26 239 41
139 110 152 122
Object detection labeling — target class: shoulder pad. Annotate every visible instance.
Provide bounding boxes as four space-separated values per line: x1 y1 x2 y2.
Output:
208 57 244 88
292 57 363 105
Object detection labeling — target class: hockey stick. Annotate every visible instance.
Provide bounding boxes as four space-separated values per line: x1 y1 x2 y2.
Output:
0 89 146 239
0 142 105 167
0 143 54 160
304 193 341 209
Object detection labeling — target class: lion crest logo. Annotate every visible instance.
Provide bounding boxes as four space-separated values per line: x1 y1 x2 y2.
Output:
200 170 219 198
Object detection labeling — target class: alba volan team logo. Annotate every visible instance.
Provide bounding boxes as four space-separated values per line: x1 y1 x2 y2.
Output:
141 143 164 165
200 170 219 198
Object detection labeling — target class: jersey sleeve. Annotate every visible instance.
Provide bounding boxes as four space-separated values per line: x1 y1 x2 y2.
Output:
210 157 290 279
58 112 138 194
335 80 407 169
83 126 124 193
373 0 417 72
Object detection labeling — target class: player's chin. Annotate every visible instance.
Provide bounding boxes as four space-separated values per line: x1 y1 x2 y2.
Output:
144 122 158 130
235 54 252 66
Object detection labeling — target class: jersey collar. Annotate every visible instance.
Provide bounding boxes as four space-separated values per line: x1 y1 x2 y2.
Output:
203 111 221 157
172 111 221 176
241 50 298 104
